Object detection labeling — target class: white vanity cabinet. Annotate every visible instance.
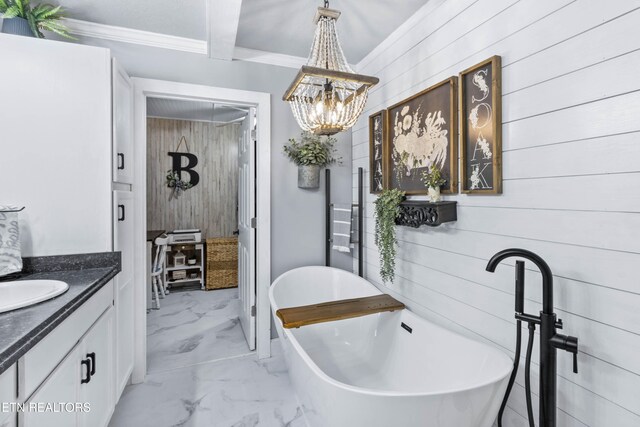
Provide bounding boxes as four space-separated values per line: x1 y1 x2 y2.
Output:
23 308 114 427
22 346 81 427
112 56 135 402
113 190 134 399
0 365 17 427
77 307 114 427
112 58 134 185
1 33 136 421
20 283 115 427
0 33 113 257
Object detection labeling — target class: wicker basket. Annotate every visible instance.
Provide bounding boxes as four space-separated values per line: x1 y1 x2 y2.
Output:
206 237 238 290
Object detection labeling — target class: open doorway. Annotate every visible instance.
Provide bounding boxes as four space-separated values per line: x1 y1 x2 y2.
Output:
143 98 256 373
131 79 271 383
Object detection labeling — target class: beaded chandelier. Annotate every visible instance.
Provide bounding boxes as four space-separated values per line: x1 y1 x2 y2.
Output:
283 1 379 135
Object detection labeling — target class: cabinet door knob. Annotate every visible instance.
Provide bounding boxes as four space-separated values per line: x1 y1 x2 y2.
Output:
118 204 125 221
81 359 91 384
87 352 96 376
117 153 125 170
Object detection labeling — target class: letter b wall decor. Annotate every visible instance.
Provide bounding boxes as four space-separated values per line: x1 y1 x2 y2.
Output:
168 152 200 187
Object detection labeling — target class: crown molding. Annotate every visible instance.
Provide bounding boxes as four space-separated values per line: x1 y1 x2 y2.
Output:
62 18 308 69
63 18 208 54
233 47 307 69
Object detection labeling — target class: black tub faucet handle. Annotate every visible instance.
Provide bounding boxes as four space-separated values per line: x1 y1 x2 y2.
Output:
567 336 579 374
550 334 579 374
515 260 525 313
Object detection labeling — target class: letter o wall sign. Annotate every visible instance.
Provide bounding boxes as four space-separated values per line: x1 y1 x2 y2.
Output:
459 55 502 194
168 152 200 187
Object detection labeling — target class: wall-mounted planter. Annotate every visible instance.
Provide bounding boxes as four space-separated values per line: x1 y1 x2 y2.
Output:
298 165 321 189
395 201 457 228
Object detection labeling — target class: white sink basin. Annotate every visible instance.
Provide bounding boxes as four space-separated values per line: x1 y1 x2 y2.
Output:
0 280 69 314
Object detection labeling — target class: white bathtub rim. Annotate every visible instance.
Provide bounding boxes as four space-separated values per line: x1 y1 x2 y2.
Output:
270 266 514 398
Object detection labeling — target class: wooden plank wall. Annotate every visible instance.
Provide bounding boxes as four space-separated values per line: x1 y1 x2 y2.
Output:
147 118 240 238
352 1 640 426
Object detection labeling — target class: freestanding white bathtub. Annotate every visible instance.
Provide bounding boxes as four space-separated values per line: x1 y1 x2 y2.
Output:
270 266 513 427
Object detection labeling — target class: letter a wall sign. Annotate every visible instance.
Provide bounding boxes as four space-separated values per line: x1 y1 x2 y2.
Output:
459 56 502 194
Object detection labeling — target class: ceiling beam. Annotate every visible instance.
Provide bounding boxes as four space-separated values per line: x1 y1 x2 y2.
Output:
207 0 243 60
62 18 308 69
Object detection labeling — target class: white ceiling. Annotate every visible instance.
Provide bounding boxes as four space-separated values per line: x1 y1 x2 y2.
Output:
236 0 429 62
147 98 249 124
59 0 429 63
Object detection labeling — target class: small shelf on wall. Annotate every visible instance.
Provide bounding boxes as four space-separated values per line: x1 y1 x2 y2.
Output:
395 200 457 228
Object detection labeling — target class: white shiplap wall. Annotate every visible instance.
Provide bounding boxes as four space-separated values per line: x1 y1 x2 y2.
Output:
352 0 640 426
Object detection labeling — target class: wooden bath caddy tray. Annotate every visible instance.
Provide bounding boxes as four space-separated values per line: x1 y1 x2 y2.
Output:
276 294 405 329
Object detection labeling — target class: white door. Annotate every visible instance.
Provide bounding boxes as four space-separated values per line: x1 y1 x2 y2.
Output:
238 108 256 351
112 58 134 185
112 190 134 400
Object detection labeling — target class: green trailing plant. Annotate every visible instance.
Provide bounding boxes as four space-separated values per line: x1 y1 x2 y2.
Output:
374 188 405 283
420 164 446 189
0 0 74 39
283 132 342 167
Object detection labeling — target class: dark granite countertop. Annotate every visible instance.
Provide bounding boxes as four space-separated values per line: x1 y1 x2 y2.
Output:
0 252 121 375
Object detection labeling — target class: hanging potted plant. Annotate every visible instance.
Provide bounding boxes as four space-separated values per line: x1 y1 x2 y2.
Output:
0 0 74 39
283 132 341 189
374 188 405 283
421 164 446 202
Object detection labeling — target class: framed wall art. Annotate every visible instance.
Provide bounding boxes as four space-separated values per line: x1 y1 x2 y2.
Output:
459 55 502 194
368 110 387 194
384 77 458 195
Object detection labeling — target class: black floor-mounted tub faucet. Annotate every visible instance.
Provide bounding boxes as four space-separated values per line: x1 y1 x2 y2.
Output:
487 248 579 427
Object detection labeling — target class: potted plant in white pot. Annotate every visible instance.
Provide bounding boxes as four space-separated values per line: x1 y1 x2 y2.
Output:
421 164 446 202
283 132 341 189
1 0 74 39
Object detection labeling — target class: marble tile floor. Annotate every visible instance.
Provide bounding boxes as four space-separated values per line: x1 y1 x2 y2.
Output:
109 345 306 427
109 288 306 427
147 288 252 374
